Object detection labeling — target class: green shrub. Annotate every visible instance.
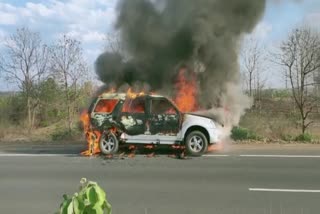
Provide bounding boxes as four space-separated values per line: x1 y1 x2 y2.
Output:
295 133 312 142
58 178 112 214
231 126 261 141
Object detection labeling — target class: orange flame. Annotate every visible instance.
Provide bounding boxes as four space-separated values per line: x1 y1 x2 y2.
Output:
80 110 101 156
174 68 198 112
80 110 90 131
121 88 146 113
126 88 145 99
94 99 118 113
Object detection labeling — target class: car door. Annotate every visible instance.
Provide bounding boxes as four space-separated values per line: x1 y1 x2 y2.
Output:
118 96 147 136
148 97 181 136
90 98 119 129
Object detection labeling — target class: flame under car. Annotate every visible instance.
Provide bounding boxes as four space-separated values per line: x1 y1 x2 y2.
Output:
87 93 221 156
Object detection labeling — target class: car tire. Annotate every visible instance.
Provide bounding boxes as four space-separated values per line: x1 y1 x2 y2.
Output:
185 130 208 156
99 132 119 155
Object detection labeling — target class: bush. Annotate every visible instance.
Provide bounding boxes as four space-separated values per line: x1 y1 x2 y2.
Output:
57 178 112 214
231 126 261 141
0 93 27 125
295 133 312 142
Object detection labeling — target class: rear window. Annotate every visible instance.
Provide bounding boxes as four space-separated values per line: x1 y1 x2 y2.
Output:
94 99 118 113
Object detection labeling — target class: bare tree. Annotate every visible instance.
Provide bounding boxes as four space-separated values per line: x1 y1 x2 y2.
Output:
241 38 266 97
253 65 267 104
0 28 49 131
277 27 320 134
314 68 320 96
50 35 88 132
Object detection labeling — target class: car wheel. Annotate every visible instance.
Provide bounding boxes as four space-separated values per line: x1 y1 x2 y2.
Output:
185 130 208 156
99 132 119 155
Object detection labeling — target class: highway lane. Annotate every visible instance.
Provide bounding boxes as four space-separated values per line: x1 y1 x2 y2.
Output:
0 144 320 214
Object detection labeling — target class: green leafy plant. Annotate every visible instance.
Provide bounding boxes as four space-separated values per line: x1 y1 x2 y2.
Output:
231 126 262 141
58 178 112 214
295 133 312 142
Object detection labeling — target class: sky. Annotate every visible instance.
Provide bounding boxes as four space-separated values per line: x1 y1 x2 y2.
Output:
0 0 319 91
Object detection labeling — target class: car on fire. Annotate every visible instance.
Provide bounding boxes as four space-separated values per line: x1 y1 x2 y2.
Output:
88 93 221 156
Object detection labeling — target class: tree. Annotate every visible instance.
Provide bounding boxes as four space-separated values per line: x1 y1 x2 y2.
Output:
313 68 320 96
49 35 88 132
37 78 63 126
241 38 266 100
277 27 320 134
0 28 49 131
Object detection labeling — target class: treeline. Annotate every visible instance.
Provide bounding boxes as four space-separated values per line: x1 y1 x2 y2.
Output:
0 28 94 137
0 26 320 142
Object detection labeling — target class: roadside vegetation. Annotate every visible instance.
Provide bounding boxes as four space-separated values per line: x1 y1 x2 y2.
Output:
236 25 320 143
0 26 319 144
232 88 320 142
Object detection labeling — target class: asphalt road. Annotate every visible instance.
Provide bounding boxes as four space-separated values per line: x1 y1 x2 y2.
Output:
1 143 320 214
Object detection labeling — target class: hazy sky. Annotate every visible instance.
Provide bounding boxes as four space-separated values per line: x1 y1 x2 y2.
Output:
0 0 319 91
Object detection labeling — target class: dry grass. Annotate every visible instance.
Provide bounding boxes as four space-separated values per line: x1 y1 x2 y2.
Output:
240 99 320 141
0 122 83 143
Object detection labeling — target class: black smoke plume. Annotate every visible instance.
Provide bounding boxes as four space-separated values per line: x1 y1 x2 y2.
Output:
96 0 266 128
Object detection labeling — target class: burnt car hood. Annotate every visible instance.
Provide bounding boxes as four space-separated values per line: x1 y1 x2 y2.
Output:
184 112 224 127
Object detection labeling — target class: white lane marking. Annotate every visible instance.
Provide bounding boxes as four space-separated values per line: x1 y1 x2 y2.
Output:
0 153 77 157
240 155 320 158
249 188 320 193
203 154 230 157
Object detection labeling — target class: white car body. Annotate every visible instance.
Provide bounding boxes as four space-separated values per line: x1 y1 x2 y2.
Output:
120 113 221 145
90 93 222 155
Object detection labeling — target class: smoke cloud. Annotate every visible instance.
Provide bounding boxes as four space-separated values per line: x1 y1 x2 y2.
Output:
96 0 266 128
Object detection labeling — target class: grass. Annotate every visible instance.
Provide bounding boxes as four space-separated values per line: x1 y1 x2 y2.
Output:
0 120 83 143
239 107 320 141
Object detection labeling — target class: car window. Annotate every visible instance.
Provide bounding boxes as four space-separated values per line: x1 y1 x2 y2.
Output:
151 99 177 115
122 97 145 113
94 99 118 113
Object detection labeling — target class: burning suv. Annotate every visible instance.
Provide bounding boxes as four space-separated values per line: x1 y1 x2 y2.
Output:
87 92 221 156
